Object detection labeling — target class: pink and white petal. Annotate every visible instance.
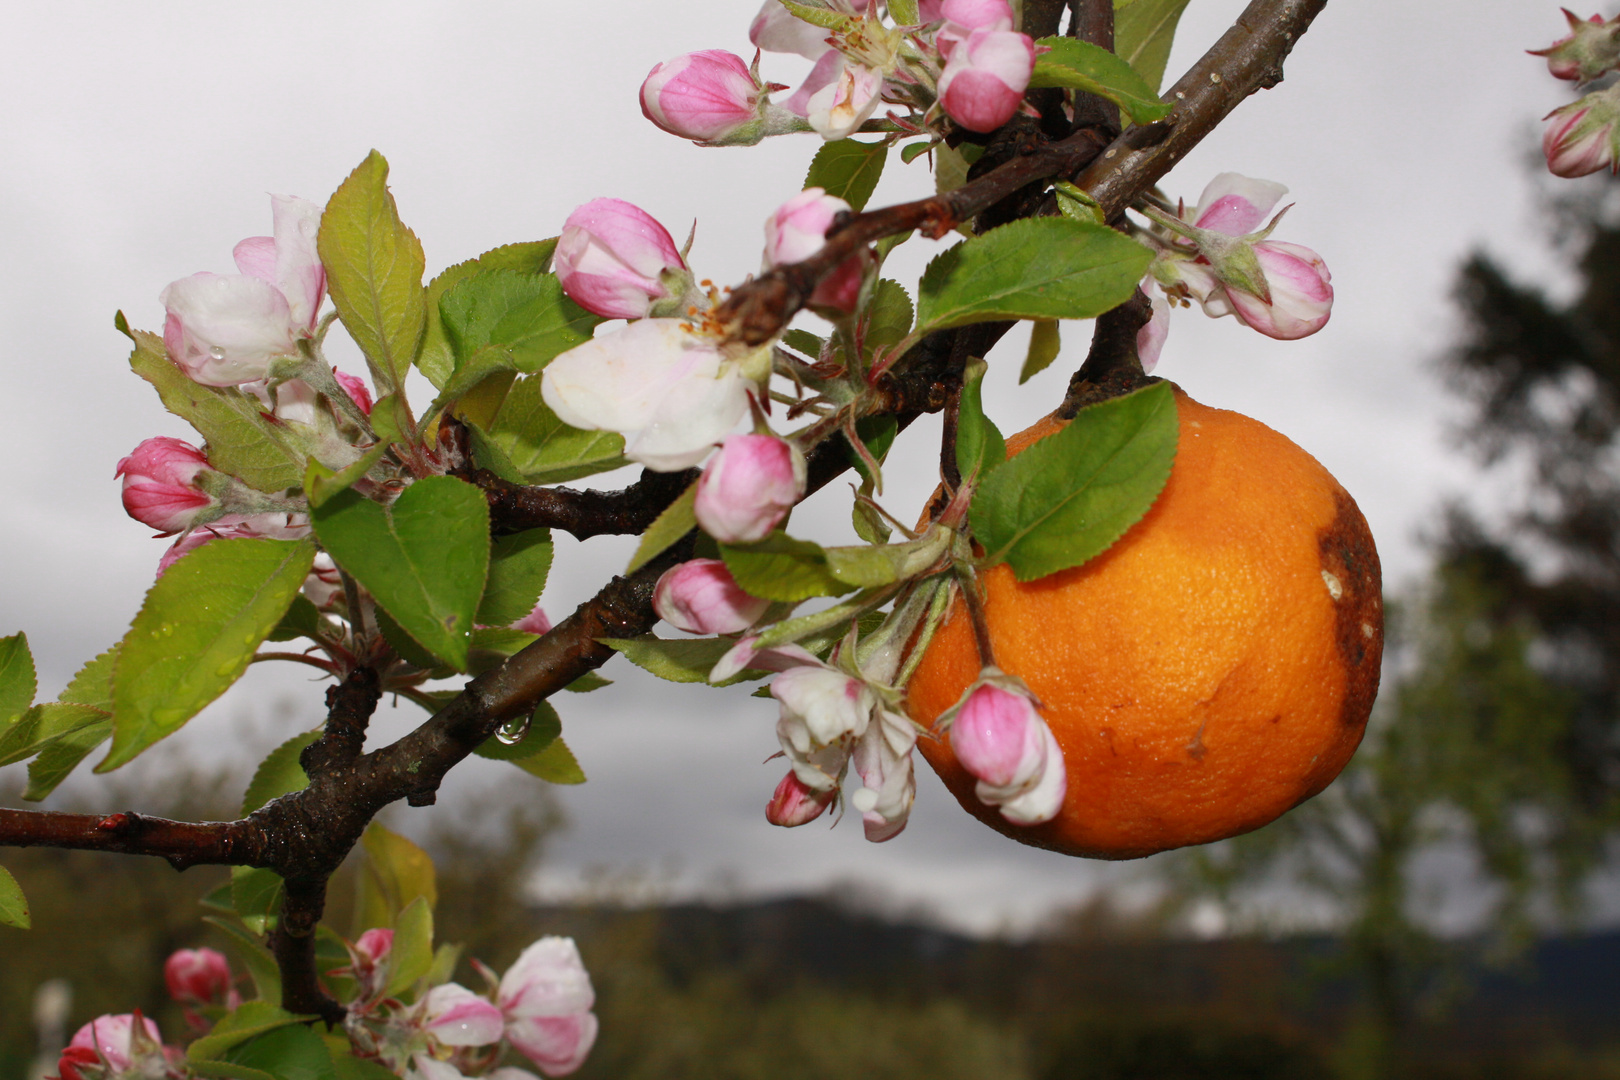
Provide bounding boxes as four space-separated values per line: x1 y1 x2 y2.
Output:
1137 292 1170 373
506 1013 599 1078
623 366 752 471
751 0 834 59
423 984 505 1047
541 319 723 435
161 272 299 385
498 938 595 1018
1190 173 1288 236
269 194 327 331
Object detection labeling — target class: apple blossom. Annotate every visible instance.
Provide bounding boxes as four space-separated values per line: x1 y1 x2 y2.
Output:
1544 89 1620 177
654 558 770 635
1184 172 1288 236
949 681 1066 825
751 0 835 59
510 601 553 636
641 50 802 147
498 937 599 1077
422 984 506 1048
934 0 1015 60
67 1014 164 1075
693 434 806 543
762 188 868 311
765 769 838 826
850 707 919 841
787 50 888 140
1225 241 1334 339
1529 9 1620 82
554 199 690 320
1137 292 1170 373
937 29 1034 134
540 317 756 471
160 195 325 387
156 512 312 575
773 662 876 792
115 437 220 534
163 948 232 1008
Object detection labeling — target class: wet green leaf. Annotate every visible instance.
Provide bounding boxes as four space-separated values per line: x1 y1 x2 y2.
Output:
804 138 888 212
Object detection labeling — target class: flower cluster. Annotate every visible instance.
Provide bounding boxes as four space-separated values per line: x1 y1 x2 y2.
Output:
122 196 379 595
1136 172 1334 364
1532 11 1620 177
58 937 598 1080
640 0 1036 146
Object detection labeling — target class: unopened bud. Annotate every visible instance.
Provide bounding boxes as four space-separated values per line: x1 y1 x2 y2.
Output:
1543 87 1620 177
164 948 232 1007
641 50 793 147
765 769 837 826
1529 9 1620 82
654 558 769 635
694 434 806 544
937 29 1034 134
950 680 1066 826
763 188 869 311
116 437 221 534
554 198 690 320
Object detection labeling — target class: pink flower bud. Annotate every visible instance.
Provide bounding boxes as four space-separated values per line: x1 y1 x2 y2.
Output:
654 559 770 635
68 1015 162 1074
763 188 867 310
164 948 232 1007
553 198 688 321
334 368 374 416
935 0 1014 59
641 50 768 146
765 769 837 826
937 29 1034 134
1225 241 1333 340
1529 10 1620 82
1543 91 1620 177
694 434 806 544
356 927 394 967
498 937 599 1077
116 437 218 534
950 682 1066 826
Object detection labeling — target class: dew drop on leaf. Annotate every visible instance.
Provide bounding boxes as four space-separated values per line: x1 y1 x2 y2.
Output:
495 715 529 745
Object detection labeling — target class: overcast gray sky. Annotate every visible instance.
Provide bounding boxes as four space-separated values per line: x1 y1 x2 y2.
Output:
0 1 1598 934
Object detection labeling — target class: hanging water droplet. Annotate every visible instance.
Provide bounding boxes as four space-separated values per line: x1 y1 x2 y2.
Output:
208 345 227 360
495 715 530 745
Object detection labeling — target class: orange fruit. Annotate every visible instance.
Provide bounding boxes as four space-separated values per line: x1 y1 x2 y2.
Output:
906 385 1382 859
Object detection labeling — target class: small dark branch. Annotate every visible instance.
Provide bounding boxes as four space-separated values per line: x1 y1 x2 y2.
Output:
1022 0 1068 37
1067 0 1122 136
0 809 259 871
1075 0 1329 221
269 876 345 1025
718 125 1113 346
1059 288 1157 417
301 665 381 777
464 465 701 539
958 567 1000 671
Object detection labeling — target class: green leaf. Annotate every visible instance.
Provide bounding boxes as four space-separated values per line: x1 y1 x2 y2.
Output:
782 329 825 360
565 672 612 692
778 0 857 30
60 645 118 709
329 1049 401 1080
231 866 284 935
188 1002 305 1063
0 865 30 929
1029 37 1174 124
191 1059 277 1080
24 720 112 800
0 633 35 721
473 700 560 762
201 918 282 1003
123 321 306 493
1115 0 1193 92
419 240 559 388
627 480 698 574
355 822 437 935
225 1022 336 1080
268 595 323 644
900 140 935 164
433 270 601 407
476 528 554 627
889 0 920 22
602 636 767 687
720 534 859 602
383 896 435 998
242 729 319 815
804 139 888 212
0 704 109 767
318 151 426 395
971 381 1177 580
103 539 317 771
1020 319 1062 384
509 736 586 784
312 476 490 672
956 359 1006 481
848 416 898 484
373 606 443 672
482 374 628 484
915 218 1151 334
303 438 392 509
864 279 913 359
